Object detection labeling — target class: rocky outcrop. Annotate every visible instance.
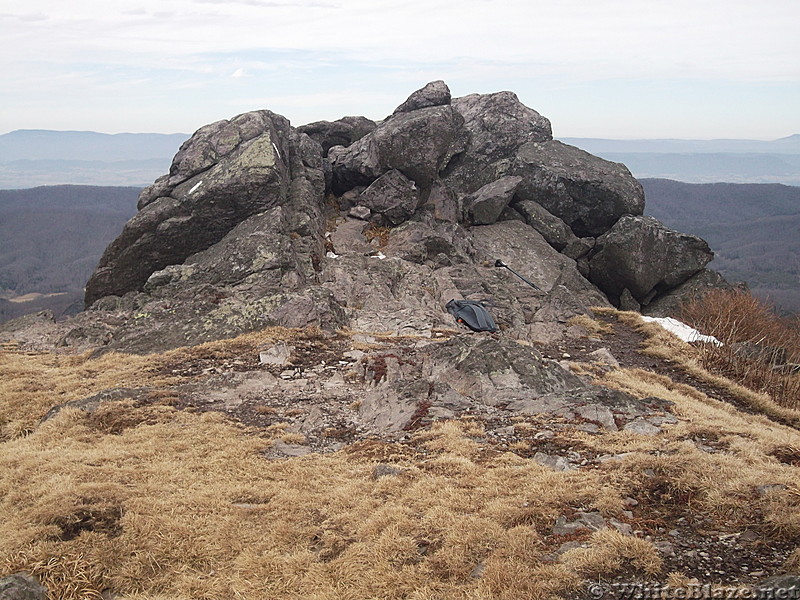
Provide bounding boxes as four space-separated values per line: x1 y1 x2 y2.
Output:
48 80 728 353
356 334 676 434
589 215 715 306
84 111 312 306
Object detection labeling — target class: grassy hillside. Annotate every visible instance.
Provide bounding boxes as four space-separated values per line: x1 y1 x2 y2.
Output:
1 312 798 599
0 185 139 321
642 179 800 314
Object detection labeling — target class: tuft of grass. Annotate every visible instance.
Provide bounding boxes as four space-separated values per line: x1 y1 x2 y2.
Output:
784 546 800 572
4 550 106 600
567 313 613 337
364 225 392 248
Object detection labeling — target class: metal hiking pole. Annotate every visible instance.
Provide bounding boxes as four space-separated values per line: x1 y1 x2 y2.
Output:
495 259 541 291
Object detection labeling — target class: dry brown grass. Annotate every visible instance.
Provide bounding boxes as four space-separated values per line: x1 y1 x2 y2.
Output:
0 326 331 441
785 547 800 572
679 289 800 409
364 225 392 248
606 308 800 428
567 313 614 337
3 320 800 599
1 406 649 600
0 350 170 441
580 364 800 539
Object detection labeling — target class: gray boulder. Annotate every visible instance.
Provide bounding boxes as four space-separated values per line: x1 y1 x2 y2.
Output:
443 92 642 238
589 215 714 305
514 199 580 251
469 220 606 304
452 91 552 164
138 111 290 209
0 573 47 600
381 220 468 266
85 110 305 306
425 335 586 404
330 104 466 194
510 140 645 237
642 268 731 317
392 80 452 115
462 176 523 225
444 91 552 194
297 116 377 155
356 169 419 225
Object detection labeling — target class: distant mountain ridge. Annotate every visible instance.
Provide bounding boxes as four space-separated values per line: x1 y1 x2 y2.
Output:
561 135 800 155
0 129 189 161
561 136 800 185
0 129 189 188
2 129 799 189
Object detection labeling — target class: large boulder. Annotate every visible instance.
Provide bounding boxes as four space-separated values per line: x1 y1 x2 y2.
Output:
467 220 599 298
452 91 553 164
330 105 466 194
514 199 580 251
442 92 643 237
442 91 552 195
391 80 452 115
589 215 714 305
509 141 645 237
642 268 732 316
462 175 523 225
355 169 419 225
84 110 310 307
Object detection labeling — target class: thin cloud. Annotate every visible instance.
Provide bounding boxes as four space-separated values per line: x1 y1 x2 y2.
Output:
0 11 48 22
192 0 339 6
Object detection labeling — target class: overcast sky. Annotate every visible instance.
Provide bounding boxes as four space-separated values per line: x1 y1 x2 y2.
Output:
2 0 798 139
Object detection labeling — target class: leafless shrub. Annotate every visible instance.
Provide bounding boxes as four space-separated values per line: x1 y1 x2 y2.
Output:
680 289 800 409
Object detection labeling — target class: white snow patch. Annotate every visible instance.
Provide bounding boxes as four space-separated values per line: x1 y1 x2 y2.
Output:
272 142 281 160
188 180 203 194
371 251 386 260
641 316 722 346
325 251 339 259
